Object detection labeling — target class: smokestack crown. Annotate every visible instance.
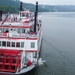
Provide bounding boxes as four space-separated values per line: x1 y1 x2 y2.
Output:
20 2 23 11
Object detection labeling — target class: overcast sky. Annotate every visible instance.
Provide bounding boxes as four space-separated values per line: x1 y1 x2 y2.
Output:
20 0 75 5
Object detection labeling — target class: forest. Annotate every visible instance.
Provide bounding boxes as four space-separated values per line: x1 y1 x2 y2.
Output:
0 0 75 13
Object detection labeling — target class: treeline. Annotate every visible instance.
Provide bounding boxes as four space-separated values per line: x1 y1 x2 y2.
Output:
0 5 19 13
0 0 75 13
40 5 75 12
0 0 20 13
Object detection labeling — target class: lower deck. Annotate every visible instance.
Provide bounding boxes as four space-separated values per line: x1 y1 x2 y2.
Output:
0 49 39 74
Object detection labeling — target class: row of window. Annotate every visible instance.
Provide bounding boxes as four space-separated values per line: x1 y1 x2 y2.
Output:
0 28 26 33
0 41 24 48
0 41 35 48
21 14 30 17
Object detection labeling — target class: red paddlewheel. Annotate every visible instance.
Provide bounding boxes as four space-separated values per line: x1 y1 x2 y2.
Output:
0 50 22 73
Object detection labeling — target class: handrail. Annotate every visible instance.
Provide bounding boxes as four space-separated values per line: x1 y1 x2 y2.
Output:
1 15 8 25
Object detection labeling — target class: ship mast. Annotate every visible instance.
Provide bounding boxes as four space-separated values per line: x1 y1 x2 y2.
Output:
34 1 38 32
20 1 23 11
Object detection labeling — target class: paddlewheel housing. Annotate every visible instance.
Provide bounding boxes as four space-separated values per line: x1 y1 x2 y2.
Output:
0 50 21 73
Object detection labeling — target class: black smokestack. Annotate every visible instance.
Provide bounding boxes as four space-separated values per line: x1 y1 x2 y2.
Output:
34 1 38 32
34 12 37 32
20 2 23 11
0 11 2 21
36 1 38 17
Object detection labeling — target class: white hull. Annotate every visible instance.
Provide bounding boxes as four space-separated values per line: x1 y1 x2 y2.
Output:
0 65 35 75
0 34 42 75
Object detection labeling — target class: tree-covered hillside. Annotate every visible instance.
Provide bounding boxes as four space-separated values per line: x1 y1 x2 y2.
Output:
0 0 75 13
40 5 75 12
0 0 20 13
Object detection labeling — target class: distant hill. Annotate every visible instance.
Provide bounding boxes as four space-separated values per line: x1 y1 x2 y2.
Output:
0 0 75 13
39 5 75 12
0 0 20 13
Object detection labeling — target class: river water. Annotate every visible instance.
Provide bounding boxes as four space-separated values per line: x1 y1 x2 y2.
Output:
23 12 75 75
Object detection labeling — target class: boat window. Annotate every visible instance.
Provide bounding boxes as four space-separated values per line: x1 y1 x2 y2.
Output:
11 29 13 31
0 28 2 32
31 42 35 48
4 28 8 32
13 28 16 31
21 42 24 48
16 42 20 47
18 28 21 33
7 41 10 47
22 29 25 33
1 28 4 32
33 52 37 58
2 41 6 46
12 42 15 47
21 14 29 17
21 14 25 17
0 41 1 46
26 14 29 17
4 28 6 32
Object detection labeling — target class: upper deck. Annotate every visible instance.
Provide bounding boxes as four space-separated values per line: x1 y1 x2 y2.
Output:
0 22 41 38
0 14 42 39
0 2 42 52
0 8 42 40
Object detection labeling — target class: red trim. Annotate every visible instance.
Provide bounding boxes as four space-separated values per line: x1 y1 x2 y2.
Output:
0 25 30 28
0 37 25 39
25 50 37 52
26 38 37 40
24 20 29 23
0 37 37 40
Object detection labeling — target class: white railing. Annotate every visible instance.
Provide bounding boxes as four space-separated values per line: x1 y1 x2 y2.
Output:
0 33 37 38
